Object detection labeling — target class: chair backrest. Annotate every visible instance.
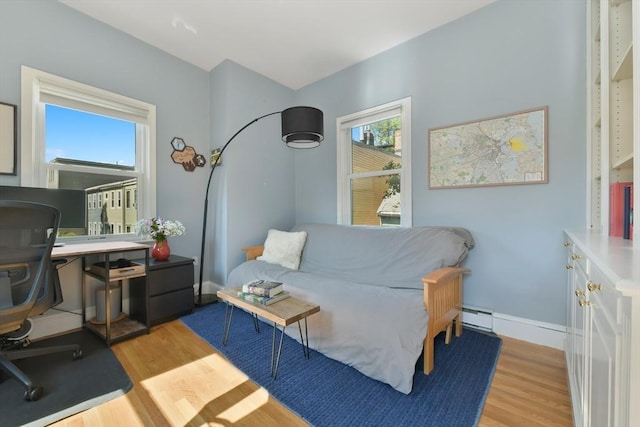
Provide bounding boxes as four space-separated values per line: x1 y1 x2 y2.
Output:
0 200 60 335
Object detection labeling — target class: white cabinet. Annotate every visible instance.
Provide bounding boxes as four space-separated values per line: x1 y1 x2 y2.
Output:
565 241 589 425
564 230 640 426
587 264 618 426
587 0 639 243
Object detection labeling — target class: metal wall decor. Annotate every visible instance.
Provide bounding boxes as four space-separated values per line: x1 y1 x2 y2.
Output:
210 148 222 166
170 137 206 172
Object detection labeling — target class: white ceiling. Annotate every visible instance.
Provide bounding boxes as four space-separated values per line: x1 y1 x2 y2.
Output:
59 0 495 90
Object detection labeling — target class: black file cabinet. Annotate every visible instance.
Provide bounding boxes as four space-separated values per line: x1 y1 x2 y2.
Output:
130 255 194 326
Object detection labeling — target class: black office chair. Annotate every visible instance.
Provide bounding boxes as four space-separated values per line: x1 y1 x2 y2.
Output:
0 201 82 401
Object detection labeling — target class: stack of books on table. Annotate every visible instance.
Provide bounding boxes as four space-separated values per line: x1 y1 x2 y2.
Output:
237 279 290 305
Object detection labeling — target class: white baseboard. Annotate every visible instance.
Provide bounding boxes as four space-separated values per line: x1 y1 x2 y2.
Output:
193 280 222 297
492 312 566 350
462 305 566 350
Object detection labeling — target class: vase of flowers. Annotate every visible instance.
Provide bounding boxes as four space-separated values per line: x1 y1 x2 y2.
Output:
136 217 185 261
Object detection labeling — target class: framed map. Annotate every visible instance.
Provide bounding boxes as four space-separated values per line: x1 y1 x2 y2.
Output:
428 106 548 189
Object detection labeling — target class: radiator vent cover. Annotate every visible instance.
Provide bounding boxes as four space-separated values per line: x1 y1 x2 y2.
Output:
462 306 493 332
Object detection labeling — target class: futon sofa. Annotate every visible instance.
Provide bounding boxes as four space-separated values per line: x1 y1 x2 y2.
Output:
226 223 474 394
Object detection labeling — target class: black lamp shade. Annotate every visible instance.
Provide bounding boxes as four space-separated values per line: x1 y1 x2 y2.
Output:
281 106 324 148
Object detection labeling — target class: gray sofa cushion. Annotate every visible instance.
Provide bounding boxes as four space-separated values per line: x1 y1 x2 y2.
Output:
290 223 473 289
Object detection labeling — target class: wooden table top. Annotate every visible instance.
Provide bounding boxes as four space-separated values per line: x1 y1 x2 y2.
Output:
217 287 320 326
52 240 150 258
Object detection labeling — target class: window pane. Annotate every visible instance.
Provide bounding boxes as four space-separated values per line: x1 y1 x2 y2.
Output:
45 104 136 167
351 117 402 173
48 170 138 237
351 174 401 226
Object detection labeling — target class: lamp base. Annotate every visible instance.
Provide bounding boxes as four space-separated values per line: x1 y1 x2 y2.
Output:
194 293 218 307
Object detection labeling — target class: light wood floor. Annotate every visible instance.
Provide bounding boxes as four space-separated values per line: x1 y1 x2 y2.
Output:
50 320 573 427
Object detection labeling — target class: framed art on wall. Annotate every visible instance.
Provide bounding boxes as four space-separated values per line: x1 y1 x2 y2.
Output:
0 102 17 175
428 106 548 189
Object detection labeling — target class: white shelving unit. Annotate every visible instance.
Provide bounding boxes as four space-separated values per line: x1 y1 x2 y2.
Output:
588 0 638 243
567 2 640 425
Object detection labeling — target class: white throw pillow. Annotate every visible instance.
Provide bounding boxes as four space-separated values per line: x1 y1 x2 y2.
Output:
257 229 307 270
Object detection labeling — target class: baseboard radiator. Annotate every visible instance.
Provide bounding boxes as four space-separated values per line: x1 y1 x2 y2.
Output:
462 306 494 332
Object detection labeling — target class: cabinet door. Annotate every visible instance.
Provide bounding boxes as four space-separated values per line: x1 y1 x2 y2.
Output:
565 242 578 372
573 263 589 426
588 292 617 427
565 240 589 426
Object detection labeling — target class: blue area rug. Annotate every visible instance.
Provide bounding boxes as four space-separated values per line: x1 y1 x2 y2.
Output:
181 303 501 427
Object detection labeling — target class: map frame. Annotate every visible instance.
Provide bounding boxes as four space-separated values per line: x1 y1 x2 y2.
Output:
428 106 548 189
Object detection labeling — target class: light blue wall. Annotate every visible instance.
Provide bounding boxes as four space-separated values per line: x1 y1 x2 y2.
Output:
294 0 586 325
0 0 210 274
0 0 587 326
207 60 296 285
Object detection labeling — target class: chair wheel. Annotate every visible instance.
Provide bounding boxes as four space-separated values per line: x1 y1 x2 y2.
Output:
24 386 43 401
73 349 83 360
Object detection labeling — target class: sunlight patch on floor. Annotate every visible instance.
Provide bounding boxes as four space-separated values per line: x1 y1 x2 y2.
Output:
140 353 268 425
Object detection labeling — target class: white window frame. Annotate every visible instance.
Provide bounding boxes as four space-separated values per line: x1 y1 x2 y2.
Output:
336 97 412 226
20 65 156 241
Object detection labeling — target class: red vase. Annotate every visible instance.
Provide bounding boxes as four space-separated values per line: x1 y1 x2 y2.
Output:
152 239 170 261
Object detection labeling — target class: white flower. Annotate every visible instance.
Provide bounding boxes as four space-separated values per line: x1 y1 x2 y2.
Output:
136 217 185 242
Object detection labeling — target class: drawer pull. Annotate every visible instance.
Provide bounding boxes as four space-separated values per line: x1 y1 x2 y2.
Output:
566 264 574 270
575 289 584 297
579 299 591 307
571 253 581 260
587 281 602 292
563 241 571 247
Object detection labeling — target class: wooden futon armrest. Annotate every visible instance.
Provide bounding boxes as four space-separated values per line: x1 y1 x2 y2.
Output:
243 245 264 261
421 266 470 375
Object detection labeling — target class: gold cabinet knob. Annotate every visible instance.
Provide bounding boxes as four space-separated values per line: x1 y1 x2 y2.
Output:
575 289 584 297
579 299 591 307
587 281 602 292
566 264 574 270
571 253 581 260
563 241 571 247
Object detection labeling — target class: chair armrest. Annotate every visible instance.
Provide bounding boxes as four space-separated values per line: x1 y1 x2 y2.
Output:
243 245 264 261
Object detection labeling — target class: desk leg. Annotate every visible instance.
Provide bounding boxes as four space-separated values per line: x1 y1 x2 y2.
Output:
104 255 111 347
271 324 286 379
81 257 87 327
222 303 234 346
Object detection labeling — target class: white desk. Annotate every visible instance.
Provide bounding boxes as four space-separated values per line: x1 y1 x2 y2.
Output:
52 241 151 346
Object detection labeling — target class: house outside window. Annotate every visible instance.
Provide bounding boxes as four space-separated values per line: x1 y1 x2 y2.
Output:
20 66 156 240
337 97 412 226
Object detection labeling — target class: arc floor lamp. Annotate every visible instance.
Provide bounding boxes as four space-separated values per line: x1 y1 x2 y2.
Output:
195 106 324 306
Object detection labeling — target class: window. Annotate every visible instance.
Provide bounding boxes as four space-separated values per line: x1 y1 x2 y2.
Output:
337 98 412 226
20 66 157 240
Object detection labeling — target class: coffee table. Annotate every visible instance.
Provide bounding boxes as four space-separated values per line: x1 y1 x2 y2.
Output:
216 287 320 378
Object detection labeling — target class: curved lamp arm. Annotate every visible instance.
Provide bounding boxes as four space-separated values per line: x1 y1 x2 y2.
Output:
196 107 323 306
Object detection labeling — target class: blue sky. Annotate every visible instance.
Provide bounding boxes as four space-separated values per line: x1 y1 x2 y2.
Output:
45 104 136 166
